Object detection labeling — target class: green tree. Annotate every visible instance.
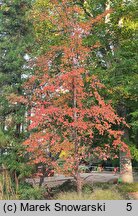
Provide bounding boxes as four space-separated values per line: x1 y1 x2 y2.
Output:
0 0 34 180
85 0 138 182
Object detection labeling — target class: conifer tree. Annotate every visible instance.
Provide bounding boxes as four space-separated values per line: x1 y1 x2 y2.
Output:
0 0 34 179
0 0 33 134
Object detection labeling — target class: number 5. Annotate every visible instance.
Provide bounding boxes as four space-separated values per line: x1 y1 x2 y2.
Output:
126 203 132 211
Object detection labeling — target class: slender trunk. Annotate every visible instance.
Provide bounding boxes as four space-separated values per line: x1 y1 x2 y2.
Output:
73 78 82 195
15 171 19 194
105 0 111 24
15 123 21 138
21 123 24 133
39 175 45 187
39 165 46 187
76 172 82 196
26 106 31 131
1 116 5 131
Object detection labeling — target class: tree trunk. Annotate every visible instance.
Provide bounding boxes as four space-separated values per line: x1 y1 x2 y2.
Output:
72 77 83 195
15 123 21 138
39 165 46 187
120 127 133 183
117 103 133 183
76 172 82 196
14 171 19 194
105 0 111 24
120 151 133 183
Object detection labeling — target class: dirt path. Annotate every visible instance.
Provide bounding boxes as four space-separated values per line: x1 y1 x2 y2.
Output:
26 172 120 187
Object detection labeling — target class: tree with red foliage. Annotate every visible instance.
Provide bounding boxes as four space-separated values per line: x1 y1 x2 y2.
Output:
24 0 129 193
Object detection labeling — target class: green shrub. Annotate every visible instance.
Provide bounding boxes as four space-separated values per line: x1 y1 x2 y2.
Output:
118 183 138 193
82 183 94 194
18 182 49 200
18 185 46 200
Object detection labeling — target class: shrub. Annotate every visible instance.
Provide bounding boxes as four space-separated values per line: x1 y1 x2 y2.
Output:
18 185 46 200
82 183 94 194
118 183 138 193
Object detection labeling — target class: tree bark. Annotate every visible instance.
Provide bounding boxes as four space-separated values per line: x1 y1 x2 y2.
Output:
120 127 133 183
120 151 133 183
15 123 21 138
117 103 133 183
72 77 82 195
76 172 82 196
39 165 46 187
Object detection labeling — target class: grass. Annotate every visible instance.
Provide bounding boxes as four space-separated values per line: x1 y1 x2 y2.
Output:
117 182 138 193
55 189 124 200
0 170 18 200
52 180 138 200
